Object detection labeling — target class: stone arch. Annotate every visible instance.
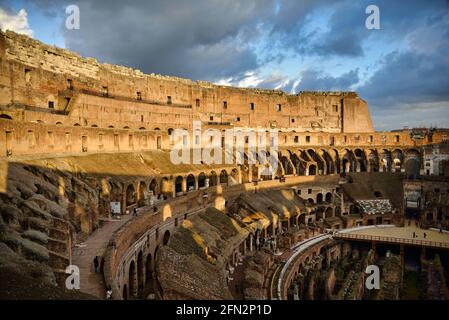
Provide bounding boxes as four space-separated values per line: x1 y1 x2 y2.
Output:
368 150 379 172
307 164 317 176
219 170 228 185
329 149 341 174
126 184 136 206
163 230 170 246
137 251 144 293
325 192 332 203
342 149 355 173
279 154 294 175
320 150 335 174
392 149 404 172
307 149 324 174
354 149 367 172
149 179 158 196
325 207 333 218
381 149 392 172
290 151 307 176
122 284 128 300
186 174 196 191
175 176 183 194
129 260 137 298
145 254 153 289
230 168 240 185
405 149 421 179
209 171 218 186
316 193 323 204
198 172 207 188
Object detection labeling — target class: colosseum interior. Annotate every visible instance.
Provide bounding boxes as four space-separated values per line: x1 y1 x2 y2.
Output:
0 30 448 301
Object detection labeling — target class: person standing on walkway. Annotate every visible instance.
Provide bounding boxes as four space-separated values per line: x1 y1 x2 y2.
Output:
424 232 427 239
413 232 416 238
93 256 99 273
106 286 113 300
133 207 138 216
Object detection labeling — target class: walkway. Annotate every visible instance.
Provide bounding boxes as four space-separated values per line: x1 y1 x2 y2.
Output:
335 224 449 249
71 214 134 299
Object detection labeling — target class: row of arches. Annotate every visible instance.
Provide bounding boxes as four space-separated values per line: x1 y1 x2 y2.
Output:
123 230 171 300
279 148 421 178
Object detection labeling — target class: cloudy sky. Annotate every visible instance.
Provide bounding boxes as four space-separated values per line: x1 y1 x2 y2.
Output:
0 0 448 131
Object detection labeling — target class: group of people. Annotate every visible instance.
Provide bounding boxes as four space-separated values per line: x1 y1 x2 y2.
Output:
412 231 427 239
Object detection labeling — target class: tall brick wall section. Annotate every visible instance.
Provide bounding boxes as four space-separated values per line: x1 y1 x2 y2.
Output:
0 30 375 134
343 97 374 133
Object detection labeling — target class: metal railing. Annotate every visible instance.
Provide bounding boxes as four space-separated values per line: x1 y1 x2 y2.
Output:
334 233 449 249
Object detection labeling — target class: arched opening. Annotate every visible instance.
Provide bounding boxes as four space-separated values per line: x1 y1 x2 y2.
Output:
137 251 144 294
126 184 136 207
219 170 228 185
198 172 206 188
316 193 323 204
325 207 333 218
175 176 183 194
186 174 196 192
405 149 421 179
129 260 136 298
280 155 294 175
325 192 332 203
149 179 158 197
368 150 379 172
163 230 170 246
122 284 128 300
0 114 12 120
307 149 324 174
374 191 382 198
308 164 317 176
354 149 367 172
209 171 218 186
145 254 153 292
230 169 239 185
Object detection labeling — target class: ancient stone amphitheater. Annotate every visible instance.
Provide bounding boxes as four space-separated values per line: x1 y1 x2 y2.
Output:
1 30 448 300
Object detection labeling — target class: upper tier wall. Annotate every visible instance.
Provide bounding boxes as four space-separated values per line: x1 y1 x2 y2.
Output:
0 30 374 133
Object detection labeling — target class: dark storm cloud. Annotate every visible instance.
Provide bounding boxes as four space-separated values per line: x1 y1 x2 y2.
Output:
21 0 275 81
296 69 359 91
269 0 449 58
358 11 449 108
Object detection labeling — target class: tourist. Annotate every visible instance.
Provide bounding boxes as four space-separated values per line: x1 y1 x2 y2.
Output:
93 256 99 273
423 233 427 239
413 232 416 238
106 287 113 300
133 207 138 216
